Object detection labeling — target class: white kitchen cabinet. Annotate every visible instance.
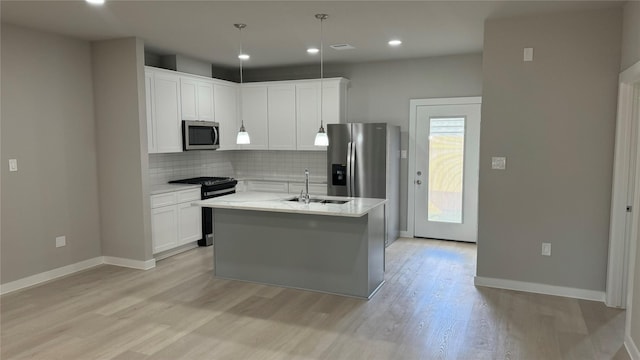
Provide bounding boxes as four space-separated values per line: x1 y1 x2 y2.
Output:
296 79 347 151
239 85 269 150
214 81 239 150
267 84 297 150
150 69 183 153
288 182 327 196
246 180 289 193
151 188 201 254
180 77 214 121
177 202 202 245
145 71 157 153
151 206 178 253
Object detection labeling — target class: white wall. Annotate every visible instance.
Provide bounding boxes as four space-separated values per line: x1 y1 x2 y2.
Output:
621 0 640 71
0 24 101 283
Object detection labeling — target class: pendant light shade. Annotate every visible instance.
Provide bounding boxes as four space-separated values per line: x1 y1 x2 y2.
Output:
235 23 250 145
314 14 329 147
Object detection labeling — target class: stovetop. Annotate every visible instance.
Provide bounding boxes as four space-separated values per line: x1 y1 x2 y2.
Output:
169 177 236 187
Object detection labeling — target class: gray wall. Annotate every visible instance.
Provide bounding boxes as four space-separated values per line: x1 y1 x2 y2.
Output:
477 8 622 291
0 24 101 283
621 0 640 71
92 38 153 262
245 54 484 232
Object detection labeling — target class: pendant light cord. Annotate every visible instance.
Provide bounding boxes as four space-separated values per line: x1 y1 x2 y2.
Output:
319 15 324 129
239 25 244 129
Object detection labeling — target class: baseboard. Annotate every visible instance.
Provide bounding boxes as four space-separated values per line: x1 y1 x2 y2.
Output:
0 257 103 295
399 231 413 238
153 242 198 261
103 256 156 270
626 333 640 360
474 276 605 302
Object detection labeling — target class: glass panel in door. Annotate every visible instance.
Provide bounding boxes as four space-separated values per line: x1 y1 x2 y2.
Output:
428 117 465 223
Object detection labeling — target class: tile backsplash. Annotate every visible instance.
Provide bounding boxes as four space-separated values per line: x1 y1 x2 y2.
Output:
149 150 327 185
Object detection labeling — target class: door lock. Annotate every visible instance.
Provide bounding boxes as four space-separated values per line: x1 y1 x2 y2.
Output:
417 171 422 176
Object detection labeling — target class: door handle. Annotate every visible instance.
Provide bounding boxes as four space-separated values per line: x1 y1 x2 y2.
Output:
416 180 422 185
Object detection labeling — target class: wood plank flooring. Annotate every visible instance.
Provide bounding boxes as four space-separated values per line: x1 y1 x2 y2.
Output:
1 238 629 359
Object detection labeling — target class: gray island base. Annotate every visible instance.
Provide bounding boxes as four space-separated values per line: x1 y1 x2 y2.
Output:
196 192 386 299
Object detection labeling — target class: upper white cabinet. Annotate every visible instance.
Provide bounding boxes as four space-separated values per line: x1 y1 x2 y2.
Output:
239 85 269 150
296 79 347 151
149 69 182 153
214 81 239 150
180 77 214 121
267 84 297 150
144 65 347 154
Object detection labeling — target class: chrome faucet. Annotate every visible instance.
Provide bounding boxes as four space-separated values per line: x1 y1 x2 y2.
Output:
300 169 311 204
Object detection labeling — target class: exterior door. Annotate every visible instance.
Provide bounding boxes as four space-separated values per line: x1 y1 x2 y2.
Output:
413 102 481 242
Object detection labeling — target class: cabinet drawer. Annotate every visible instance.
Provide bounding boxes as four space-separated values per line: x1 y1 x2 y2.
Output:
288 183 327 196
246 181 288 193
151 192 176 208
177 188 201 203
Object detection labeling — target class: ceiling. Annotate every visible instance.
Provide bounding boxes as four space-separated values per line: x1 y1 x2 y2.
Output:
0 0 624 69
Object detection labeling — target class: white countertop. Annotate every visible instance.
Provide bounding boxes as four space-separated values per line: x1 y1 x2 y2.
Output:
236 176 326 184
193 191 386 218
150 183 201 195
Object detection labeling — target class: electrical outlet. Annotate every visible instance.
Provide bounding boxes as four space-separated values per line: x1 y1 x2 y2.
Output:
491 157 506 170
56 236 66 248
541 242 551 256
524 47 534 62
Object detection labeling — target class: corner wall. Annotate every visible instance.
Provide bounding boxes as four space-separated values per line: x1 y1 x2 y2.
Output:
92 38 152 262
477 8 622 292
0 24 101 283
621 0 640 71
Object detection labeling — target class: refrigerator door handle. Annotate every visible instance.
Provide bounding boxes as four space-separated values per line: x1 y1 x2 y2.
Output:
346 142 353 196
351 144 357 196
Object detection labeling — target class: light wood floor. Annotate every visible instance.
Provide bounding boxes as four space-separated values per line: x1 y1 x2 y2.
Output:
1 238 629 359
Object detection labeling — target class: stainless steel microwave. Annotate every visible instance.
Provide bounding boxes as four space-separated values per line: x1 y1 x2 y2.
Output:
182 120 219 150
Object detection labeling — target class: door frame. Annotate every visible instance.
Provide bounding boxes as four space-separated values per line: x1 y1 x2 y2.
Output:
608 60 640 310
407 97 482 238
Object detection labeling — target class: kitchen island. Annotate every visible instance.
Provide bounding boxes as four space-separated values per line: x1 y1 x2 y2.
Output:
194 192 386 299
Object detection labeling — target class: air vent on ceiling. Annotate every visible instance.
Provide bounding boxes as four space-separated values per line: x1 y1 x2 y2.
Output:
330 44 355 50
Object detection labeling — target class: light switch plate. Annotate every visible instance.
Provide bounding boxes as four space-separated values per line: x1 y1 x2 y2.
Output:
401 150 407 159
541 242 551 256
491 157 506 170
56 236 66 248
524 47 534 62
9 159 17 172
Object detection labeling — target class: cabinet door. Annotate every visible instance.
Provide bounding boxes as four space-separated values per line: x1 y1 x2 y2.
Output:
154 72 183 153
214 82 238 150
268 84 296 150
296 83 321 151
240 86 269 150
296 81 343 151
151 205 178 254
197 81 215 121
177 202 202 245
145 71 157 153
180 78 198 121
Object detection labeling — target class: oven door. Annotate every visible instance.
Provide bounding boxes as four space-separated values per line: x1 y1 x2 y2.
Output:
183 120 219 150
201 186 235 246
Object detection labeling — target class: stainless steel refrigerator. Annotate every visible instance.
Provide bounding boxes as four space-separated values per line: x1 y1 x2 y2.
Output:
327 123 400 246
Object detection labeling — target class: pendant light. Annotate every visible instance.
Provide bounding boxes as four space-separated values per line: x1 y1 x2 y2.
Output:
314 14 329 147
235 23 251 145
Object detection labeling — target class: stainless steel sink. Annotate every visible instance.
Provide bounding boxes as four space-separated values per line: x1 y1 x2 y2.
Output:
287 197 350 205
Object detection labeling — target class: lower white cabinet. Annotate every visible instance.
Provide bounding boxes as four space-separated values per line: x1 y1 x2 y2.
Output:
151 188 201 254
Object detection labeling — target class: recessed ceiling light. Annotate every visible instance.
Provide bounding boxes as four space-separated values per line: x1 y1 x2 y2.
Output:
388 39 402 46
307 48 319 54
86 0 105 5
238 54 250 60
